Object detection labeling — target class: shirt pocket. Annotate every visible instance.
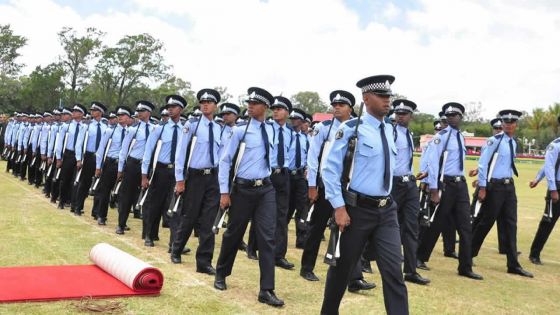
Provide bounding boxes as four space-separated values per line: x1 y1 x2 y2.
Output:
357 139 381 157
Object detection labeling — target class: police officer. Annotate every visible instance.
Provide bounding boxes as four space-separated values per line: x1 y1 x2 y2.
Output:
301 90 373 293
391 99 430 285
55 104 87 209
141 95 186 247
171 89 222 275
287 108 310 249
529 141 557 264
73 102 108 215
417 102 482 280
321 75 408 315
18 113 32 180
92 106 130 225
472 110 532 277
217 103 240 158
214 87 284 307
46 109 66 200
116 101 155 234
37 112 54 188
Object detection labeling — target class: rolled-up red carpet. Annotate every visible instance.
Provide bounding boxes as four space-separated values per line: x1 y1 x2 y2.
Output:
0 243 164 303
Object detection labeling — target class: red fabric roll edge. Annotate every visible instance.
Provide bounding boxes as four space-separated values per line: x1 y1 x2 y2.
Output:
132 267 164 291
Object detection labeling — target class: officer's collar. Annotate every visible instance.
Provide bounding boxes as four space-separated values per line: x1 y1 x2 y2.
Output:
363 112 383 128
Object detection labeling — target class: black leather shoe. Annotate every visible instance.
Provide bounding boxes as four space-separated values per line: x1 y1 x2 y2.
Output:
507 267 533 278
529 256 543 265
133 212 142 219
183 247 191 255
144 238 155 247
197 265 216 275
362 261 373 273
115 227 124 235
214 276 227 290
170 254 181 264
300 270 319 281
124 225 130 231
258 290 284 307
247 250 258 260
275 258 295 270
404 273 431 285
348 279 376 292
444 252 459 259
154 236 160 241
97 218 106 225
238 241 248 251
74 210 82 216
417 260 430 271
458 270 484 280
57 202 64 209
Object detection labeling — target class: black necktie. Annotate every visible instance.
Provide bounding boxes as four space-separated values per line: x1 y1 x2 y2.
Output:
296 133 301 168
277 126 285 167
509 139 518 177
380 123 390 191
406 129 413 171
120 128 125 143
209 122 215 165
145 123 150 139
260 123 270 168
171 125 178 163
456 130 464 171
95 123 101 151
73 123 79 151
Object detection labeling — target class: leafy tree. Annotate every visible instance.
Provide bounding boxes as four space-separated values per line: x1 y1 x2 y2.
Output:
0 24 27 77
290 91 327 115
20 63 65 112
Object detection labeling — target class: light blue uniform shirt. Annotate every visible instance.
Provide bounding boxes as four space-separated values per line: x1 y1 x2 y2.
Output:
394 124 414 176
55 120 85 159
219 124 234 159
4 121 14 144
39 123 51 155
76 119 108 161
175 116 222 181
426 126 466 189
307 118 341 187
270 121 291 169
9 122 20 146
544 138 560 190
322 113 397 209
96 124 126 169
118 121 154 172
534 166 545 183
30 124 42 152
477 133 516 187
218 118 276 193
47 123 61 158
141 120 182 175
18 123 30 150
289 130 308 170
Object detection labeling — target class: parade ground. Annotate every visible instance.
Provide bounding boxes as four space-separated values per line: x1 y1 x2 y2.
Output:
0 159 558 315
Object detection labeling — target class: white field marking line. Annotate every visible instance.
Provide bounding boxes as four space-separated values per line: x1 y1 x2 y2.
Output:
2 172 207 287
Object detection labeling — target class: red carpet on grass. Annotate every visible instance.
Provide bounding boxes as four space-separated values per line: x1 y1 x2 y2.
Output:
0 243 164 303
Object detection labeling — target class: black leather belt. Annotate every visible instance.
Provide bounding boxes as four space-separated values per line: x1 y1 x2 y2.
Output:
106 157 118 163
127 156 141 164
189 167 217 175
490 178 514 185
84 151 95 157
394 175 415 183
290 168 305 176
235 177 271 187
156 162 174 169
64 149 75 155
443 175 465 183
272 167 288 175
356 192 392 208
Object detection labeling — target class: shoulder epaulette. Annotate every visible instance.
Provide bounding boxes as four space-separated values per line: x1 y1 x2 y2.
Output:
345 118 362 128
553 138 560 143
189 117 199 123
236 121 247 127
438 129 448 135
321 120 332 126
494 134 504 140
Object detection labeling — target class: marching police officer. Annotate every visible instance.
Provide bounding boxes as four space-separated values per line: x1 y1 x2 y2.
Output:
92 106 130 225
391 99 430 285
214 87 285 307
171 89 222 275
116 101 155 234
218 103 240 158
321 75 408 315
47 108 68 201
73 102 108 215
55 104 87 210
417 102 482 280
287 108 310 249
472 109 532 277
38 112 54 188
141 95 186 247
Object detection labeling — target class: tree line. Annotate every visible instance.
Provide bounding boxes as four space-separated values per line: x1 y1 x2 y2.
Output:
1 25 559 151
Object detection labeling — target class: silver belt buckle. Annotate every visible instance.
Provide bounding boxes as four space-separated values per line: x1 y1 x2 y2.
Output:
379 198 388 207
402 176 409 183
291 170 297 175
203 168 211 175
254 179 263 187
167 164 173 169
504 178 510 184
274 168 281 174
455 176 461 182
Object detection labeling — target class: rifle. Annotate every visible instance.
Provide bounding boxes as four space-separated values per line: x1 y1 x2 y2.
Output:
324 102 364 266
138 138 163 207
212 118 252 234
168 118 203 217
74 127 89 185
90 132 113 196
418 182 431 227
54 132 69 181
543 192 553 223
472 137 503 219
429 130 454 223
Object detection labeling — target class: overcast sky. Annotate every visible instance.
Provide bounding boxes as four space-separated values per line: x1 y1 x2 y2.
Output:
1 0 560 118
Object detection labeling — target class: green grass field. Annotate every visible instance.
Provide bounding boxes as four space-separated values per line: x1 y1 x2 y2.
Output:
0 160 559 315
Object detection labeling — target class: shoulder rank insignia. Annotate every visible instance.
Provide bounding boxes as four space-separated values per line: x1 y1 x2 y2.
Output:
335 129 344 140
313 128 319 136
547 144 554 151
487 140 494 146
183 126 189 133
434 138 441 144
